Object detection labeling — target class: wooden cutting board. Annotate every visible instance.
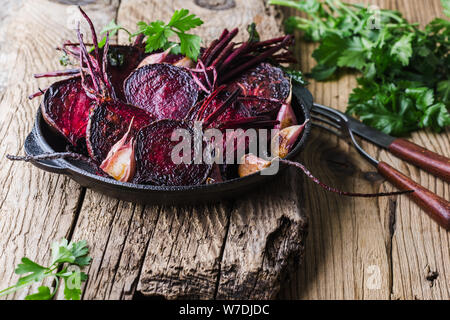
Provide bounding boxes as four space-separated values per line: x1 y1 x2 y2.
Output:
0 0 308 300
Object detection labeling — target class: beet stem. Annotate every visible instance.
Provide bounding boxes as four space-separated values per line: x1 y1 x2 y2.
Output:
201 29 228 62
196 84 227 121
204 28 238 67
33 69 80 78
203 87 241 127
7 152 96 166
218 42 249 73
211 42 235 69
28 87 48 100
78 6 100 63
279 159 414 198
220 35 293 83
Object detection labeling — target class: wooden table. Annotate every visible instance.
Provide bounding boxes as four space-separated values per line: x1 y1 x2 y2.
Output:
0 0 448 300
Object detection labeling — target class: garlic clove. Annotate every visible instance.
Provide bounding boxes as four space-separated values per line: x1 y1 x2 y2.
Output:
238 154 271 177
137 48 172 68
100 121 136 182
271 120 308 158
275 102 297 129
173 56 195 68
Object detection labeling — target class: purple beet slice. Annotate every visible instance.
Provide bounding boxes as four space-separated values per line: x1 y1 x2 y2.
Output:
41 76 93 146
124 63 199 120
134 120 211 186
228 62 290 116
86 100 154 163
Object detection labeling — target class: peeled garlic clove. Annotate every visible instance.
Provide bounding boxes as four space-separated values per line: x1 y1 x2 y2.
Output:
275 103 297 129
100 121 136 182
238 154 271 177
100 139 136 182
173 56 195 68
271 120 308 158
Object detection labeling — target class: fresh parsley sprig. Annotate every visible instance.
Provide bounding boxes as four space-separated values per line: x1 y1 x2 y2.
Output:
0 239 92 300
132 9 204 60
270 0 450 136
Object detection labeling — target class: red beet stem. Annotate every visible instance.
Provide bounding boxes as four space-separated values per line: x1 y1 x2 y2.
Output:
279 159 414 198
204 28 238 67
34 69 80 78
238 95 284 104
6 152 96 167
28 87 47 100
203 88 241 127
133 33 145 46
211 42 235 69
220 35 293 83
196 84 227 121
220 116 279 129
201 29 229 62
77 26 100 93
251 36 286 49
78 6 100 62
217 42 250 73
101 32 114 96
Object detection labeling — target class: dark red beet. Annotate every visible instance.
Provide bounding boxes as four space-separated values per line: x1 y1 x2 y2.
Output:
228 63 289 116
41 76 93 146
86 100 154 163
134 120 211 186
124 64 199 120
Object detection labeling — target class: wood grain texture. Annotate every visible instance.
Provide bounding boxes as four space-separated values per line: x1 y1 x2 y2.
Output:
0 0 119 299
278 0 450 300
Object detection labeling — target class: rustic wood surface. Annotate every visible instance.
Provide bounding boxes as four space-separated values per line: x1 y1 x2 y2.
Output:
0 0 448 300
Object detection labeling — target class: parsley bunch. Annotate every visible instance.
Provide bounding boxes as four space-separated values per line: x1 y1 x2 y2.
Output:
132 9 204 60
0 239 92 300
96 9 203 61
270 0 450 136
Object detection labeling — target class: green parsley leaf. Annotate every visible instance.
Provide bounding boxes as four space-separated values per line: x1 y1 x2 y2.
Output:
0 238 92 300
25 286 53 300
168 9 203 32
131 9 204 61
390 33 414 66
274 0 450 135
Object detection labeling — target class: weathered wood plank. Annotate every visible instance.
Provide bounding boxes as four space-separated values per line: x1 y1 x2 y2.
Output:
0 0 119 300
278 0 449 300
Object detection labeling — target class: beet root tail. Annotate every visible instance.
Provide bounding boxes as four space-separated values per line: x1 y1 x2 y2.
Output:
279 159 414 198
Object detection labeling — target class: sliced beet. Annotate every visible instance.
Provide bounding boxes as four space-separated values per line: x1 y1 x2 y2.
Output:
134 120 211 186
228 62 289 116
124 63 199 120
41 76 93 146
86 100 154 163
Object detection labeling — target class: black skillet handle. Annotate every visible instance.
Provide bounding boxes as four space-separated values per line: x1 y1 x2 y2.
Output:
23 129 68 174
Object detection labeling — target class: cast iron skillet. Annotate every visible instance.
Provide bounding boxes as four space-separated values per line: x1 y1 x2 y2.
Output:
24 85 312 205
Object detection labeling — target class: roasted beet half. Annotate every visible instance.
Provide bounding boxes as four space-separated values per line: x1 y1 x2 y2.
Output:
40 76 93 146
229 63 290 116
86 101 154 163
134 120 211 186
124 63 199 120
